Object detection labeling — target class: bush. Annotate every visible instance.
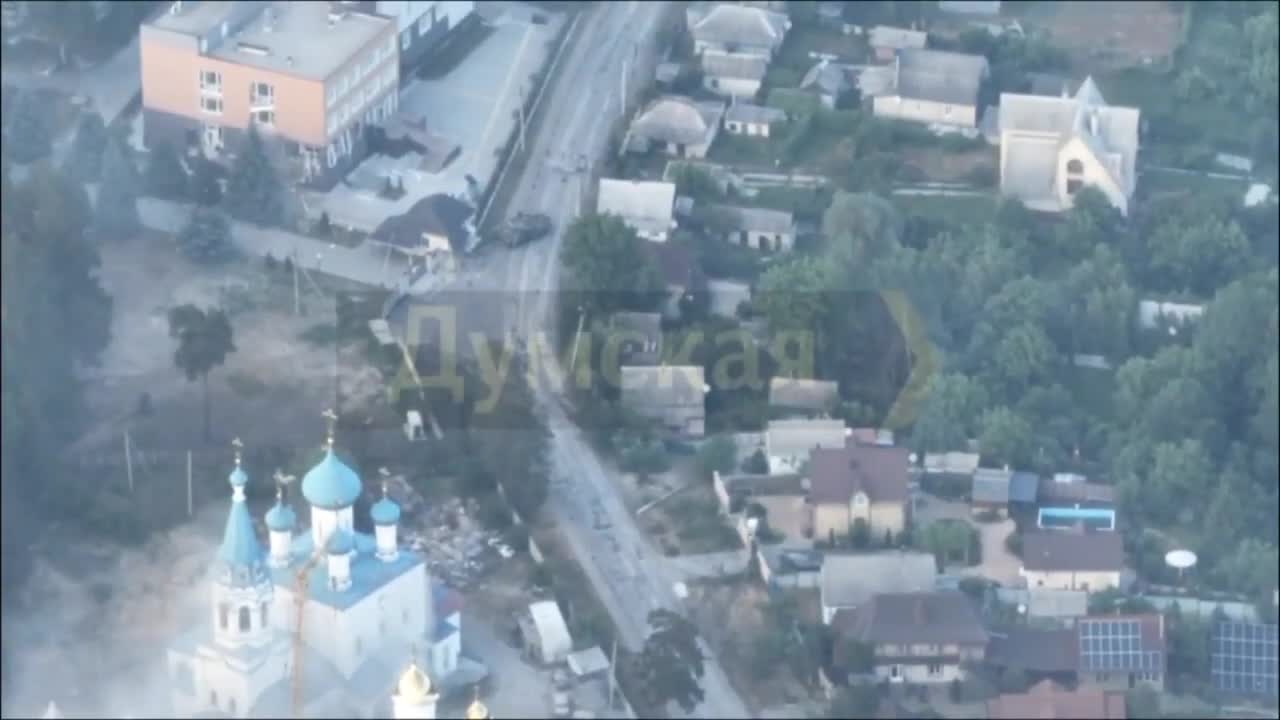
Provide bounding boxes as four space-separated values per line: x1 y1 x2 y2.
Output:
741 448 770 474
966 164 998 188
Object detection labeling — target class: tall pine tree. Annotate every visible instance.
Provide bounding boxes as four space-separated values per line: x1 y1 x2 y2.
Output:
224 125 284 227
63 111 109 183
94 134 142 240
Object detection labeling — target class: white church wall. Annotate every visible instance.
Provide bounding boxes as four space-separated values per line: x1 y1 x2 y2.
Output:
334 565 431 678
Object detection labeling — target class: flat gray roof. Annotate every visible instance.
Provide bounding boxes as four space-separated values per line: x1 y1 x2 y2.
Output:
152 2 393 81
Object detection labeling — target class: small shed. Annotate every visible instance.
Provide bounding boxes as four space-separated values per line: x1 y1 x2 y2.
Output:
524 600 573 665
1009 471 1039 505
971 467 1013 515
566 646 611 679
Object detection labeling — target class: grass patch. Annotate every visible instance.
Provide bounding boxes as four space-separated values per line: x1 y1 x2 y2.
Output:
225 371 270 398
661 491 743 554
1139 167 1249 200
299 322 340 347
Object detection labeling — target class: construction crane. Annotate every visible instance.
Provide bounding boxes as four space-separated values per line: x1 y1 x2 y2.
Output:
290 550 323 718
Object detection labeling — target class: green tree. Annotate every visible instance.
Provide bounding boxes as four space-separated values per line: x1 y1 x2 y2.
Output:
1053 186 1125 261
978 406 1034 468
828 683 881 718
821 191 904 276
561 213 665 317
145 140 189 200
26 1 96 68
1145 439 1213 525
754 255 834 338
167 305 237 441
1245 3 1280 113
94 135 141 240
637 609 705 713
741 448 769 474
696 435 737 479
63 111 109 183
1146 212 1251 297
912 373 989 454
177 207 235 264
190 154 223 207
4 89 53 163
224 126 284 226
989 323 1057 398
1057 245 1136 358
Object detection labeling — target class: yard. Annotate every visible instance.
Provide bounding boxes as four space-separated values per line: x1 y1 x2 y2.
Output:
1008 0 1185 71
636 481 742 556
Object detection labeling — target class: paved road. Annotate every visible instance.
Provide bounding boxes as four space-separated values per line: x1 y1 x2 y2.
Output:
395 2 752 718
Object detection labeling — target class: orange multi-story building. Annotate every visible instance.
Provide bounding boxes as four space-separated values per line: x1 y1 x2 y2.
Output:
141 1 399 188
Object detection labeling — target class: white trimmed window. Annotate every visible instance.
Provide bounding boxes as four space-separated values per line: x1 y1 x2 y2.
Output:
199 69 222 93
255 110 275 127
200 96 223 115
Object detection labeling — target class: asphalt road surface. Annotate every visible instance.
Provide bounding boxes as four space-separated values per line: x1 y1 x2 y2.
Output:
392 2 753 717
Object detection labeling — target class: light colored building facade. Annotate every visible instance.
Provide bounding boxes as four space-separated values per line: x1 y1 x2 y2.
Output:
809 444 910 543
700 50 767 98
998 77 1140 216
872 49 989 129
366 1 475 72
141 1 399 189
597 178 677 242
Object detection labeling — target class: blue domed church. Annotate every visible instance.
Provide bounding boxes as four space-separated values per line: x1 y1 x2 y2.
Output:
166 421 481 718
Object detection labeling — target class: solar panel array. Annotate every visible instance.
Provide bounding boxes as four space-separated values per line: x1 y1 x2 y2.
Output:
1078 618 1162 673
1212 621 1278 697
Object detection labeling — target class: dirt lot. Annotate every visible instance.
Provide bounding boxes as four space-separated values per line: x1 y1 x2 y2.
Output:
1016 1 1184 71
622 458 741 557
899 147 998 184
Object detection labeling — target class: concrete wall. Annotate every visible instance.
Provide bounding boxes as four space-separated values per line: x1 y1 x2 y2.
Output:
704 75 762 99
724 120 772 137
730 228 794 252
873 95 979 128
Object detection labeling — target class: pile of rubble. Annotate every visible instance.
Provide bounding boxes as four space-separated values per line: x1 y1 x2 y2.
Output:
400 496 516 590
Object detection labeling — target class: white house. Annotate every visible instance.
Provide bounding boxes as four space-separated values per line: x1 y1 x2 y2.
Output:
872 48 990 129
686 2 790 57
765 418 848 474
597 178 677 242
998 77 1141 216
1019 530 1124 593
701 50 769 98
711 204 796 252
524 601 572 665
723 101 786 137
868 25 928 61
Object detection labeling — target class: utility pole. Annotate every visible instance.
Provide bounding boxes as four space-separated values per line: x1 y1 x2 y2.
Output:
517 85 527 154
567 305 586 375
124 431 134 493
607 637 618 711
186 450 194 518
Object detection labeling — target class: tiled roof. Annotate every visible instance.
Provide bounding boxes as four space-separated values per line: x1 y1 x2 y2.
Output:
688 3 789 50
597 178 676 237
835 591 987 646
972 467 1013 504
986 627 1078 673
1022 530 1124 572
633 95 726 146
810 442 910 505
891 48 988 106
821 551 938 609
701 50 768 81
725 101 786 126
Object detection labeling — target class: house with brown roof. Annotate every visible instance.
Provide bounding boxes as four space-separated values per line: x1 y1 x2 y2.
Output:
643 240 700 319
1020 529 1124 592
809 443 910 544
831 591 987 684
988 680 1126 719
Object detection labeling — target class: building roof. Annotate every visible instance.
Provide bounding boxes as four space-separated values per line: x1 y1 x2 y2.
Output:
621 365 706 408
1077 615 1166 676
701 50 768 81
264 498 297 531
810 443 910 505
301 449 364 510
834 591 988 646
1009 471 1040 503
720 472 808 498
972 466 1013 505
567 646 611 678
370 495 401 526
1212 620 1279 698
986 627 1078 673
766 418 848 461
821 551 938 609
644 239 697 289
890 48 988 106
769 377 839 411
372 194 475 253
632 95 726 146
988 681 1127 720
999 78 1141 197
597 179 676 238
218 486 267 582
1038 478 1116 505
725 101 786 126
713 204 795 234
800 59 853 95
528 600 572 655
923 451 981 475
869 25 928 51
1022 530 1124 572
688 3 790 51
611 312 664 366
147 1 395 82
268 530 425 610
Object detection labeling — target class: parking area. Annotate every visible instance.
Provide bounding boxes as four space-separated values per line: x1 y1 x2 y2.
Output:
310 6 564 232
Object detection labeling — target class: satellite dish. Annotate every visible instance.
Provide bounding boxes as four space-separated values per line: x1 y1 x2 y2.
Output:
908 452 919 465
673 581 688 599
1166 549 1197 570
1016 603 1027 616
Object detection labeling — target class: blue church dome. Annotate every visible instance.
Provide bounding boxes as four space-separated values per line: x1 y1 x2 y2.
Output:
228 466 249 488
370 496 401 526
301 450 362 510
326 529 354 555
265 500 297 531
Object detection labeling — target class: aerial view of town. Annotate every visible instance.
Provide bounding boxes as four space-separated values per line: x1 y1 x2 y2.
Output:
0 1 1277 718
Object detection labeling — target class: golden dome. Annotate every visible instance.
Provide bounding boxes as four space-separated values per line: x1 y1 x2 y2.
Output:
397 661 432 703
465 694 490 720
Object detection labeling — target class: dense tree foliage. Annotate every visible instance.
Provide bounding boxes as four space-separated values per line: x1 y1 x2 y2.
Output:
177 207 235 264
145 140 189 201
63 111 109 184
635 609 706 713
560 212 665 318
167 305 237 441
224 126 284 226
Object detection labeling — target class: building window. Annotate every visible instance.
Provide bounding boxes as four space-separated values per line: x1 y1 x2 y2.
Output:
252 82 274 104
927 662 943 676
1066 158 1084 174
1066 178 1084 195
199 70 222 93
255 110 275 126
238 606 251 632
342 71 353 96
200 96 223 115
218 603 229 629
